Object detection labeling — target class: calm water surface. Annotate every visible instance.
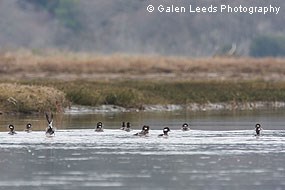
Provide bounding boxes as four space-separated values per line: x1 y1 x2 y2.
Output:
0 109 285 190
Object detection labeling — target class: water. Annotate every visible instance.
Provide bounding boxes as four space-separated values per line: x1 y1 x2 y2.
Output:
0 109 285 190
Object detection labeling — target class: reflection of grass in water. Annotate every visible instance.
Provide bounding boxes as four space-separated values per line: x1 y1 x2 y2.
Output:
1 80 285 113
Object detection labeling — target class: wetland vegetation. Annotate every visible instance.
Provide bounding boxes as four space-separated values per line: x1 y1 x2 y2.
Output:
1 51 285 114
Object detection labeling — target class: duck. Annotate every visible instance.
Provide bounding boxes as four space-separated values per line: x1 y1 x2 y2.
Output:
120 122 126 130
125 122 132 132
8 124 17 135
181 123 190 131
158 127 170 137
134 125 150 137
255 123 262 136
25 123 32 133
45 113 55 137
121 122 131 132
95 122 104 132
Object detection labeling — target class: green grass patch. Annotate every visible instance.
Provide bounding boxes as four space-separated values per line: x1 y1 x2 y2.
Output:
21 80 285 108
2 80 285 114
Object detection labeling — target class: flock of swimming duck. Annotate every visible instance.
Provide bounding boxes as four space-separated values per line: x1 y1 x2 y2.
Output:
6 113 263 137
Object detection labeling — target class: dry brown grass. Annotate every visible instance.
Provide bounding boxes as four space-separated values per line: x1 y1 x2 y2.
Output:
0 83 67 113
1 50 285 114
0 50 285 81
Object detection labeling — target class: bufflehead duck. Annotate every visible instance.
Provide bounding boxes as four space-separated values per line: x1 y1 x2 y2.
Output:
45 113 55 137
121 122 131 132
25 123 32 133
125 122 132 132
181 123 190 131
134 125 150 136
255 123 262 136
8 124 17 135
158 127 170 137
120 122 126 130
95 122 104 132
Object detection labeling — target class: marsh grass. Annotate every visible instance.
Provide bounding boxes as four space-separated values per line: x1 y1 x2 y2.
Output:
1 80 285 113
24 80 285 110
0 50 285 76
0 83 67 114
1 50 285 113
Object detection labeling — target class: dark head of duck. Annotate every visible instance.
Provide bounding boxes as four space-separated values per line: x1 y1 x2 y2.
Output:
26 123 32 129
158 127 170 137
142 125 150 132
8 124 16 135
255 123 262 136
126 122 131 129
9 124 15 132
134 125 150 136
97 122 103 129
163 127 170 135
182 123 190 131
95 122 104 132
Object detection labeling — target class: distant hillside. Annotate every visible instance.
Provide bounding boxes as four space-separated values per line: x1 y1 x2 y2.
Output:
0 0 284 56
